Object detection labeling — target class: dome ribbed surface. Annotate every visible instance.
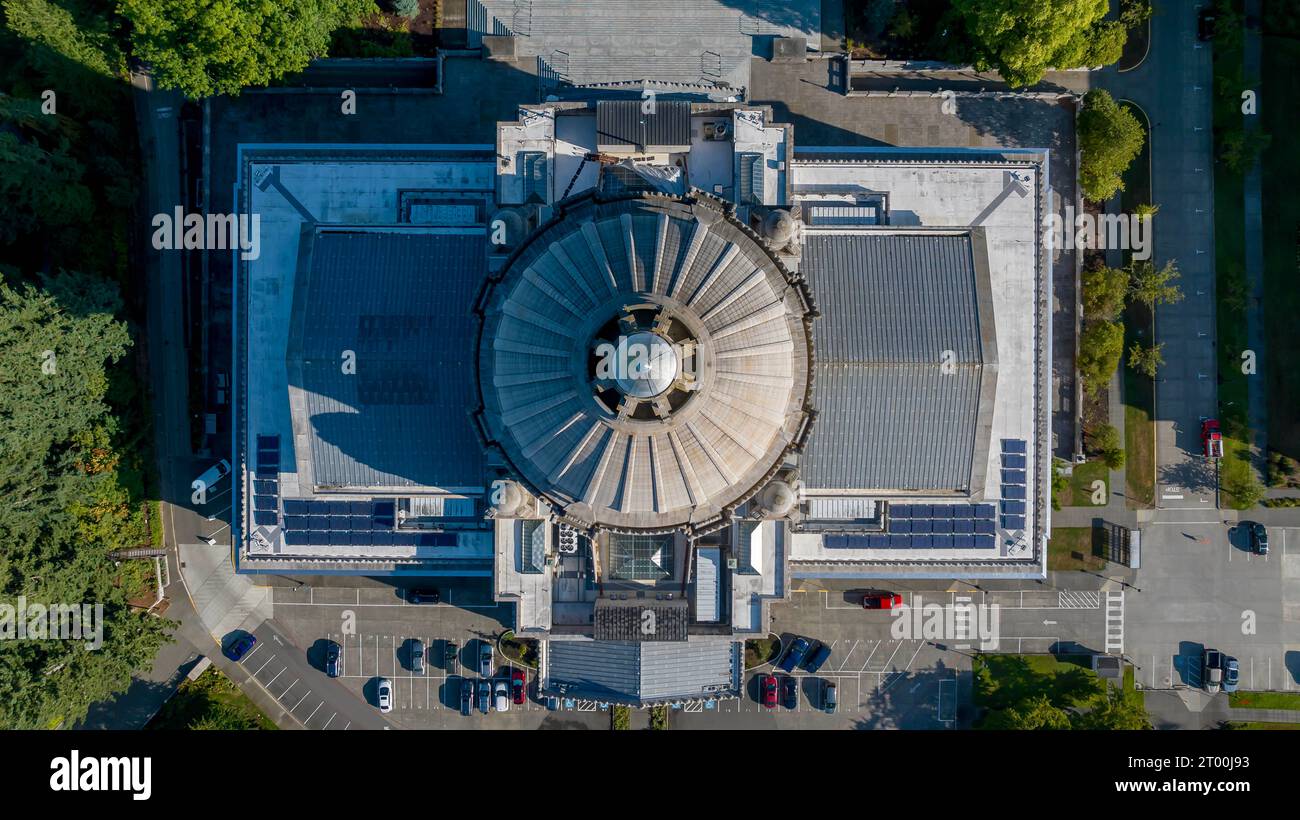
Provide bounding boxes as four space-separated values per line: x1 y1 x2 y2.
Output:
476 194 813 533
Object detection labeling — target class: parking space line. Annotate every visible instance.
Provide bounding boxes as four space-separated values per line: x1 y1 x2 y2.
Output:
252 654 277 676
305 701 324 722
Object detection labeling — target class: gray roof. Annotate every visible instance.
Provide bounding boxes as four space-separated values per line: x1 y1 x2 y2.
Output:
545 640 740 704
596 100 690 151
594 598 689 641
693 548 721 622
800 232 997 492
288 229 486 489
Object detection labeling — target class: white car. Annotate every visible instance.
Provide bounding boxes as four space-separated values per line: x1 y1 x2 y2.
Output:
377 678 393 713
494 680 509 712
193 459 231 493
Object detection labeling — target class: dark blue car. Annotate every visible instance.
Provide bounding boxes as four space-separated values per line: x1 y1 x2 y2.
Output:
778 637 811 673
804 643 832 674
227 634 257 662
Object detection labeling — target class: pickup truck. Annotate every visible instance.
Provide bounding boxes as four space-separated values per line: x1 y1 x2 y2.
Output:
778 637 812 673
1202 648 1224 693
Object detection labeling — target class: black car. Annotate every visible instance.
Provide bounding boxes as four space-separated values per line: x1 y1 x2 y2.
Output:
1198 8 1216 41
1247 522 1269 555
324 640 341 677
459 679 473 716
406 588 440 604
780 676 798 710
444 640 459 671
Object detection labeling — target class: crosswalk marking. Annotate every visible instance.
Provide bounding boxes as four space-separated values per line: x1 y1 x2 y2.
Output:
1104 590 1125 654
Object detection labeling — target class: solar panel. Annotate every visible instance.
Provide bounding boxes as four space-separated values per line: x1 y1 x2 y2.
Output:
285 531 309 546
952 505 974 518
257 434 281 450
887 533 909 548
868 533 889 548
373 500 396 517
1000 500 1026 514
327 501 350 516
931 534 953 549
912 534 934 549
891 518 912 533
1000 469 1027 485
253 494 277 511
974 504 996 520
255 464 278 478
1002 454 1027 469
1001 515 1026 530
975 519 996 534
1001 439 1026 454
892 504 913 518
372 530 393 546
911 518 932 533
976 534 997 549
932 518 953 534
349 501 371 515
953 534 976 549
952 517 974 534
254 480 277 495
253 510 278 526
932 505 954 518
1004 485 1026 500
284 500 309 516
350 531 372 546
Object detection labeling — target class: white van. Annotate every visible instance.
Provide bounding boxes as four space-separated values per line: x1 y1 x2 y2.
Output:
193 459 231 491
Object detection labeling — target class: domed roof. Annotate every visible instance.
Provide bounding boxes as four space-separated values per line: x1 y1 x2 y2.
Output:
475 194 814 534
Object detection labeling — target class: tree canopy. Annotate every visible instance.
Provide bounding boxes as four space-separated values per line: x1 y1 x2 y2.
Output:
954 0 1126 88
118 0 374 97
0 270 172 729
1078 89 1146 202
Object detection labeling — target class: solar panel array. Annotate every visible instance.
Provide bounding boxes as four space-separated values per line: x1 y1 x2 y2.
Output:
825 504 998 550
999 439 1028 530
281 498 458 548
252 435 281 527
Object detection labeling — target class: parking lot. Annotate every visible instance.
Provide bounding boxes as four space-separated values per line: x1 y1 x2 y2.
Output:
1126 519 1300 693
265 579 607 729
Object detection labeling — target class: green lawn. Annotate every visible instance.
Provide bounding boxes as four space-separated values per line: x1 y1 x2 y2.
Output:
1230 691 1300 711
1211 3 1256 508
1117 101 1155 508
1260 11 1300 458
1060 459 1109 507
1225 722 1300 730
1047 527 1106 572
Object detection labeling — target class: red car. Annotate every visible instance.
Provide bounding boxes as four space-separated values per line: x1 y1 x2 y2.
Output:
759 673 778 708
511 668 526 705
1200 418 1223 459
863 592 904 610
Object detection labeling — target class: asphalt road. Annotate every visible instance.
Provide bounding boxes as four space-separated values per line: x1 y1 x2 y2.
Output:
1098 2 1219 508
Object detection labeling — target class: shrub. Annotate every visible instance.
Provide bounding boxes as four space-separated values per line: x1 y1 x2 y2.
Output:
1088 423 1126 470
392 0 419 18
1078 320 1125 395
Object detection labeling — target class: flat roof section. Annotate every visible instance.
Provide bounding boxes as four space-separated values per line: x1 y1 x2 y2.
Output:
288 228 487 491
467 0 820 90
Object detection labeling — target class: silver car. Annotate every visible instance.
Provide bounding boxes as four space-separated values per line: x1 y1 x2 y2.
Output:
478 641 494 676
